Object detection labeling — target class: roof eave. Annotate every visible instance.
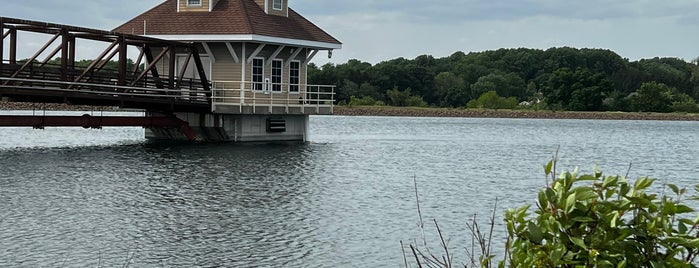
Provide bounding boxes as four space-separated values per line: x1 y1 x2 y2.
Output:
145 34 342 50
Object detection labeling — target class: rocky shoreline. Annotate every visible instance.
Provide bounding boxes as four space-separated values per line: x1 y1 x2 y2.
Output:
2 101 697 121
334 106 699 121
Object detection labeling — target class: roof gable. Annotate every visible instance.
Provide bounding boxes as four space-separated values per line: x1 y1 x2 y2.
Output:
113 0 340 46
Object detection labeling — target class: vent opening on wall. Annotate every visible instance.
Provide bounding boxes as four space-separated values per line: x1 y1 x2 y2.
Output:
266 118 286 133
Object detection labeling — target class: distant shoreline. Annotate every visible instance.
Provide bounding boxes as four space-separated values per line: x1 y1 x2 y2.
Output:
2 101 698 121
333 106 699 121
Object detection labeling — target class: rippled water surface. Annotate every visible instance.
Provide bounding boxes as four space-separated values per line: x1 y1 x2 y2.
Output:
0 114 698 267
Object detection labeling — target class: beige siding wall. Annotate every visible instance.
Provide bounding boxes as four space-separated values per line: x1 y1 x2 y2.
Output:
179 0 211 12
150 43 240 81
254 0 265 9
208 43 242 81
267 0 288 17
147 46 216 81
253 0 287 16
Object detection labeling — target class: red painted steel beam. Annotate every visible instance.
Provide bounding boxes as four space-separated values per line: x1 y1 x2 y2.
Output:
118 36 127 86
9 29 16 64
0 115 197 141
0 18 4 76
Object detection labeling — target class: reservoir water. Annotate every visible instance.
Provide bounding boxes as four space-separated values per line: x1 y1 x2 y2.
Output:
0 113 698 267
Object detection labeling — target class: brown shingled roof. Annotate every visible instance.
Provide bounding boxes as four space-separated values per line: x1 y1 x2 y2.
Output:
113 0 341 45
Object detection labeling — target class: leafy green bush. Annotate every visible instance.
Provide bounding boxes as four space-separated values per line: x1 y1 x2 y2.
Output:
348 96 384 106
406 96 428 107
467 91 518 110
406 160 699 268
672 100 699 113
671 95 699 113
504 162 699 267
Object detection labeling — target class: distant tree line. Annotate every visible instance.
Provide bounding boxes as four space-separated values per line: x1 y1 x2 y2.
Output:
309 47 699 113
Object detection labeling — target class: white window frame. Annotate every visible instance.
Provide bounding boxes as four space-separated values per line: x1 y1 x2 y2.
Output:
187 0 203 7
289 60 301 94
272 0 283 10
271 59 283 92
252 58 265 91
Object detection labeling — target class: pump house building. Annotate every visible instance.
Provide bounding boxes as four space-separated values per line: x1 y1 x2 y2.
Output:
114 0 341 142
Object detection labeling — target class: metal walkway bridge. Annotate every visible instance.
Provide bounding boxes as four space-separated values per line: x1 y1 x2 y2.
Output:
0 17 217 139
1 17 212 112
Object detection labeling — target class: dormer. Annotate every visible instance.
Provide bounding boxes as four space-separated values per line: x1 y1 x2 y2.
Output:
254 0 289 17
178 0 219 12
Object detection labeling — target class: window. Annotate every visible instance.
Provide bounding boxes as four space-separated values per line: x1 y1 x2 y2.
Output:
289 61 300 93
252 58 264 91
271 59 283 92
272 0 283 10
187 0 202 6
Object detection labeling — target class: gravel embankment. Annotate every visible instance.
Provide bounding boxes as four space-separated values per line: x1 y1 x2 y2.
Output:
334 106 699 121
0 101 121 111
3 101 697 121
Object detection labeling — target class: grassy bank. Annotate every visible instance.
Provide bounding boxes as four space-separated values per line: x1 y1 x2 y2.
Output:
334 105 699 121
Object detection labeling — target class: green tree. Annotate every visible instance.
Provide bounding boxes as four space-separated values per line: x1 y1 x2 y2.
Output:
467 91 518 110
470 72 527 100
308 47 699 111
433 71 469 107
630 82 674 112
543 68 613 111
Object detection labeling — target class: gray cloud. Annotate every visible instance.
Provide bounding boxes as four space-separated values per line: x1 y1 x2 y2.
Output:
3 0 699 64
1 0 162 29
297 0 699 24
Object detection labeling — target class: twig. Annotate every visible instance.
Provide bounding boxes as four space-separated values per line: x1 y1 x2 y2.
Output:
410 245 424 268
434 219 452 268
414 175 435 257
552 145 560 185
60 252 70 268
401 240 410 268
624 162 632 179
122 252 135 268
486 198 498 266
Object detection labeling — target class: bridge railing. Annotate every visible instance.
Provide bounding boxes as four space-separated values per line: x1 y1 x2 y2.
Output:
211 81 335 114
0 61 210 103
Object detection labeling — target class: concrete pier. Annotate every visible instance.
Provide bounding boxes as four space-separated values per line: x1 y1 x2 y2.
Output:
145 112 309 142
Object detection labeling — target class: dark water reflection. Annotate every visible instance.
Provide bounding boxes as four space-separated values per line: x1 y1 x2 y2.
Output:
0 143 338 267
0 115 698 267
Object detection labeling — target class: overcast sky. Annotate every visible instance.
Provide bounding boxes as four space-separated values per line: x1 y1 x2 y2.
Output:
3 0 699 65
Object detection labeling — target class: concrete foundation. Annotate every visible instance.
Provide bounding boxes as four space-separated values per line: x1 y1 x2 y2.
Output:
145 112 310 142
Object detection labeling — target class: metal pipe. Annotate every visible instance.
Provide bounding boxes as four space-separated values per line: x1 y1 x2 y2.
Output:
0 115 198 141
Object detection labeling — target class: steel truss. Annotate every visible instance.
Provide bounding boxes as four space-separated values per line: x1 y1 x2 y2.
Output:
0 17 211 112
